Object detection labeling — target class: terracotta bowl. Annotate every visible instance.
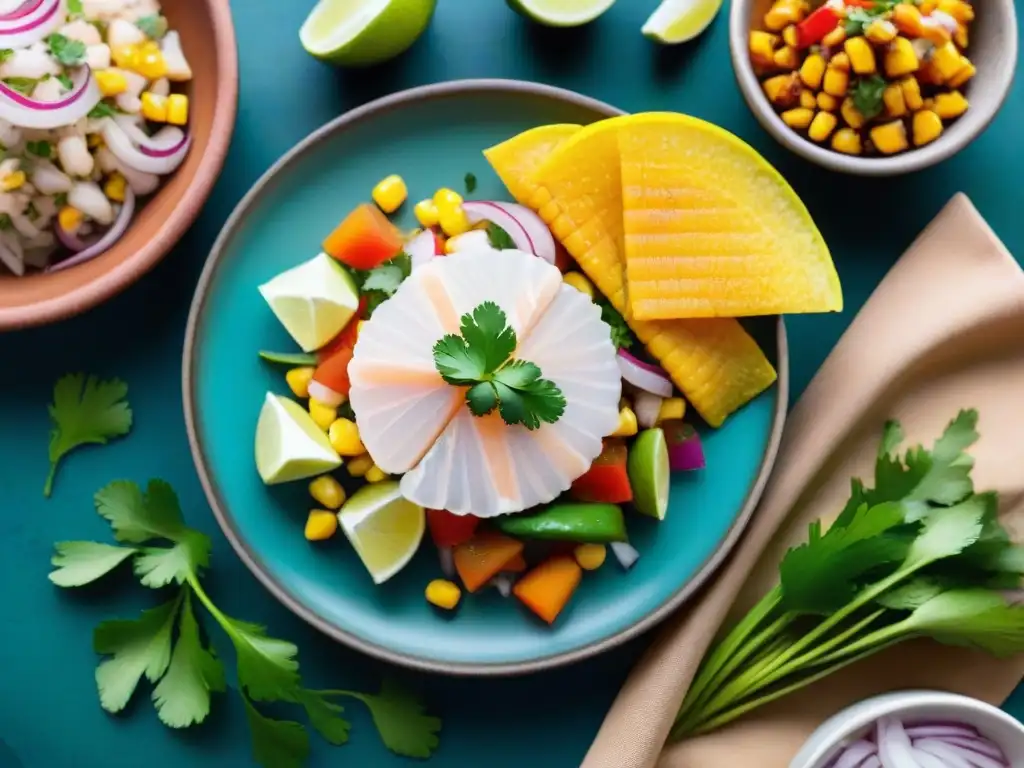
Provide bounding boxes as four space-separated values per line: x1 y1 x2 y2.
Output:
731 0 1018 176
0 0 238 330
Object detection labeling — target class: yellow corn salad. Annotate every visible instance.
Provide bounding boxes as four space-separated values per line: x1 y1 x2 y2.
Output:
750 0 975 157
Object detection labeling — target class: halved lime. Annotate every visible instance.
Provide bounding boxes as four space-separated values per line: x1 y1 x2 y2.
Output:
255 393 342 485
641 0 724 44
300 0 437 67
258 253 360 353
507 0 617 27
338 482 425 584
627 428 670 520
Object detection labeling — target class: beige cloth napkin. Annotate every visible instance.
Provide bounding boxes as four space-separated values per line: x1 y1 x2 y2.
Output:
582 193 1024 768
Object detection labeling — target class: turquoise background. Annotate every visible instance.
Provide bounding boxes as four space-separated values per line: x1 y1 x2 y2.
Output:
0 0 1021 766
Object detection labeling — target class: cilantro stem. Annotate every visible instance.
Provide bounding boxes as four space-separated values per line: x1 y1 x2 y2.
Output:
43 464 57 497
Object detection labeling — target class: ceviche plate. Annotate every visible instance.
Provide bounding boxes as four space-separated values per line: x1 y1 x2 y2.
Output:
184 80 788 675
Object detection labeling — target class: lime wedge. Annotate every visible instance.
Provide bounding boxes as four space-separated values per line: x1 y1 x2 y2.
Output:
627 428 670 520
338 482 425 584
641 0 724 44
300 0 437 67
255 393 342 485
258 253 360 353
507 0 617 27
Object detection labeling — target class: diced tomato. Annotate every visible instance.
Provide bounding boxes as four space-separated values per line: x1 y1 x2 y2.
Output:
322 204 403 271
795 5 841 48
570 438 633 504
427 509 480 547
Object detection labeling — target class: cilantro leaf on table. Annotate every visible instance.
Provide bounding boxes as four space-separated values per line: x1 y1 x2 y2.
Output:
48 541 138 587
851 76 887 120
903 589 1024 657
95 479 185 543
136 14 168 39
902 495 986 568
134 530 212 588
486 222 516 250
46 33 86 67
45 374 132 497
221 616 302 702
350 679 442 758
243 694 310 768
300 691 351 745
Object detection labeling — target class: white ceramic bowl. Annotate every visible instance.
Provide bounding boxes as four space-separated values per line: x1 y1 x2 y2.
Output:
790 690 1024 768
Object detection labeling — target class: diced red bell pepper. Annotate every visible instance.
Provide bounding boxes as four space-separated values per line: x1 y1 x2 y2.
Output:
433 231 447 256
843 0 876 7
795 5 841 48
570 438 633 504
322 204 404 271
427 509 480 547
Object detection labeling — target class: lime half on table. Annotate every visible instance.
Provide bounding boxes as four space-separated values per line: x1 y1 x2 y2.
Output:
507 0 617 27
628 428 670 520
300 0 437 67
642 0 724 44
339 482 425 584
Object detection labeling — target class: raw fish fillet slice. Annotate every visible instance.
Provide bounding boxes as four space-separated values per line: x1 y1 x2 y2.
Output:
527 115 777 427
483 124 581 205
618 113 842 320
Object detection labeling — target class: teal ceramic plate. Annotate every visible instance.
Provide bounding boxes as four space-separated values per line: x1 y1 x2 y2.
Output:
183 80 788 675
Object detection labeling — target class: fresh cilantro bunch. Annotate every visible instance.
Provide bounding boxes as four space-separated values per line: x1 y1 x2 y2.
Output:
433 301 566 430
44 374 133 498
673 410 1024 739
49 480 441 767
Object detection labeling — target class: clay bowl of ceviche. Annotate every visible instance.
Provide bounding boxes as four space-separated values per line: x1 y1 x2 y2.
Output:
183 81 848 674
0 0 237 330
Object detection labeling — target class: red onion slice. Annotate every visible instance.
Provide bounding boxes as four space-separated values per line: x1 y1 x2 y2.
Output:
917 741 1007 768
461 200 557 264
833 740 877 768
911 749 952 768
101 119 192 175
54 220 94 252
46 188 135 273
0 64 101 128
941 737 1005 761
906 725 980 740
0 0 60 46
405 229 436 271
610 541 639 570
633 391 663 429
877 717 920 768
0 0 42 21
617 348 673 397
861 759 881 768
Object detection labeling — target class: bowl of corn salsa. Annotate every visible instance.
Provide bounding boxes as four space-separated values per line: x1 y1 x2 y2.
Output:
730 0 1017 176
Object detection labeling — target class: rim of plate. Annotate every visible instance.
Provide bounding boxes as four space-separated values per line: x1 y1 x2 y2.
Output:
182 79 791 677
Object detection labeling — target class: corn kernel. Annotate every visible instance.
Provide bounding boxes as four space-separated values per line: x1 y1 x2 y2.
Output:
919 0 936 12
327 418 364 456
413 198 439 228
799 89 818 109
309 399 337 431
433 187 463 211
883 83 907 117
425 579 461 610
764 1 801 30
562 271 594 298
938 0 973 23
658 397 686 422
829 51 851 72
762 73 801 107
799 53 826 90
912 109 944 146
920 18 952 46
933 90 969 119
103 172 127 202
899 76 924 111
932 41 964 80
371 174 408 214
831 127 863 155
807 111 838 142
574 543 607 571
892 4 924 37
611 407 638 438
823 67 849 97
438 206 471 237
780 24 798 48
364 465 388 484
346 454 374 478
821 26 846 48
885 37 920 78
749 30 779 68
773 45 799 70
781 107 814 130
946 56 975 89
58 205 83 234
817 92 839 112
140 92 168 122
865 19 898 45
870 120 910 154
111 44 138 69
304 510 338 542
844 37 876 75
840 97 866 129
309 475 346 510
131 41 168 79
1 170 25 191
285 366 314 398
922 97 935 111
166 93 189 126
95 68 128 96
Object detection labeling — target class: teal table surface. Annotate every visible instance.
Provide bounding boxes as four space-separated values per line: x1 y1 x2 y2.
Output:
1 1 1023 767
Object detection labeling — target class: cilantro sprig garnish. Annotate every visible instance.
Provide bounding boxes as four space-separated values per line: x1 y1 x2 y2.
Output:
673 410 1024 738
44 374 132 497
49 479 442 767
433 301 566 430
851 75 887 120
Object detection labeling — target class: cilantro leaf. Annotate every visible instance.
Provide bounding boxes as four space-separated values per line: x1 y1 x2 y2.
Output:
464 172 477 194
0 49 13 63
242 694 310 768
94 597 179 713
300 691 351 746
597 296 636 350
492 359 541 388
136 14 168 39
903 495 986 569
46 33 86 67
4 78 38 96
221 616 302 703
907 409 979 505
433 333 486 384
134 530 212 588
361 263 406 294
904 589 1024 657
152 591 224 728
67 0 83 15
45 374 132 497
844 7 876 35
56 72 73 90
352 680 442 758
465 381 498 416
486 222 516 250
48 541 138 587
875 576 947 611
88 101 117 119
94 479 185 544
493 376 566 431
459 301 517 373
852 76 887 120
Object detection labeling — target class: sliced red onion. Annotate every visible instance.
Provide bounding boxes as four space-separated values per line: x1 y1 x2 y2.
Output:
878 717 920 768
917 741 1006 768
833 741 877 768
914 740 978 768
461 201 557 264
405 229 436 271
46 188 135 273
634 391 663 429
306 380 344 407
0 0 61 48
906 725 980 741
663 421 706 472
617 348 672 397
942 738 1005 761
0 64 101 129
54 220 93 252
912 749 952 768
862 759 881 768
437 546 455 579
609 541 639 570
101 119 192 175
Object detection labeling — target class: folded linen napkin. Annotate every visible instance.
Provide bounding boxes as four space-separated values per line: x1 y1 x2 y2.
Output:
582 193 1024 768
